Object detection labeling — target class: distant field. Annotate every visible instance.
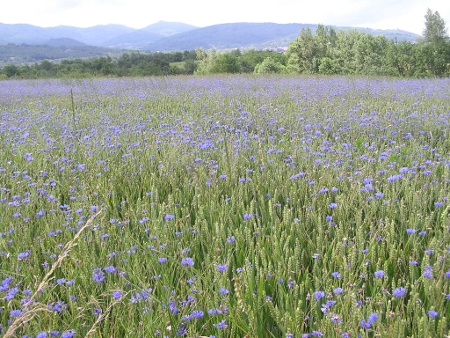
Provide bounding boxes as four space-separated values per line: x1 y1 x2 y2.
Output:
0 75 449 337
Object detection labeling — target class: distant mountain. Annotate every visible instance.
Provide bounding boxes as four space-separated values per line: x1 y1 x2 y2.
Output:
0 21 420 60
0 21 198 49
47 24 136 46
0 43 126 65
45 38 87 47
102 21 198 49
104 31 165 49
0 22 135 46
145 22 420 52
141 21 198 36
145 23 316 51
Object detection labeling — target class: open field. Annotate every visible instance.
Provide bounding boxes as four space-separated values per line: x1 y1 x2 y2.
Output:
0 75 449 337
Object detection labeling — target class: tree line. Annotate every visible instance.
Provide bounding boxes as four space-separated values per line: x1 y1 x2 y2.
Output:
0 49 285 79
1 9 448 79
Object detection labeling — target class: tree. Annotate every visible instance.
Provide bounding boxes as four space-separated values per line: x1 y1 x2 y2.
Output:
254 57 286 74
211 53 240 73
421 9 450 77
423 9 448 47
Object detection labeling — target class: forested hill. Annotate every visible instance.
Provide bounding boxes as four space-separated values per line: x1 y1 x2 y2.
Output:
0 21 197 48
145 23 419 51
1 21 419 52
0 44 127 65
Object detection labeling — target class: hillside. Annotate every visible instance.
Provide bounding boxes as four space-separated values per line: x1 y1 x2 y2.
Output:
145 23 420 51
0 21 421 65
0 44 126 65
0 21 198 48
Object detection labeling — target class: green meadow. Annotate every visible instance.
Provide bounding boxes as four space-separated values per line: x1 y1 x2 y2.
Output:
0 75 449 337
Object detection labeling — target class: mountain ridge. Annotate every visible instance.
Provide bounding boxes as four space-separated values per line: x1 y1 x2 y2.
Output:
0 21 420 55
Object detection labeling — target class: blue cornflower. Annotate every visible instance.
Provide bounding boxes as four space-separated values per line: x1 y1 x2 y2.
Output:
217 264 228 272
9 309 23 317
61 330 76 338
208 308 223 315
17 250 30 259
428 310 438 317
375 191 384 199
290 172 305 180
181 257 194 266
360 312 378 328
112 291 123 299
164 214 175 221
374 270 385 278
104 266 117 274
423 270 433 279
333 287 343 294
48 301 66 313
213 319 228 329
314 291 325 300
331 271 341 278
219 287 229 295
393 287 406 297
92 268 105 283
190 310 204 319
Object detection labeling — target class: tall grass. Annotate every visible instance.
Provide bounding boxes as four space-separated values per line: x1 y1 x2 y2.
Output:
0 75 449 337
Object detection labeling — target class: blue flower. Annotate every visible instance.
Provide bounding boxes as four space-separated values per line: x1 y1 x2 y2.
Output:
217 263 228 272
61 329 76 338
104 266 117 274
190 310 204 319
428 310 438 317
374 270 385 278
314 291 325 300
213 319 228 329
181 257 194 266
112 291 123 299
17 250 30 259
333 287 344 294
219 287 229 295
360 312 378 329
164 214 175 221
92 268 105 283
393 287 406 297
9 309 23 317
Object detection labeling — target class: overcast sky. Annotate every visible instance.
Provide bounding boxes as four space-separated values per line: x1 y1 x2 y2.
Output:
1 0 449 35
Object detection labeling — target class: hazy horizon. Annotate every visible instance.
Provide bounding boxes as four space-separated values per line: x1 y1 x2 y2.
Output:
1 0 449 36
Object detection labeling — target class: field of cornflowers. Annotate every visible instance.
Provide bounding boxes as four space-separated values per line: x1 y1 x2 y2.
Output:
0 75 449 338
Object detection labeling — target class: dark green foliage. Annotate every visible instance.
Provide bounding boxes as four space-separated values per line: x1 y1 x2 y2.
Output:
286 15 450 78
0 43 125 64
